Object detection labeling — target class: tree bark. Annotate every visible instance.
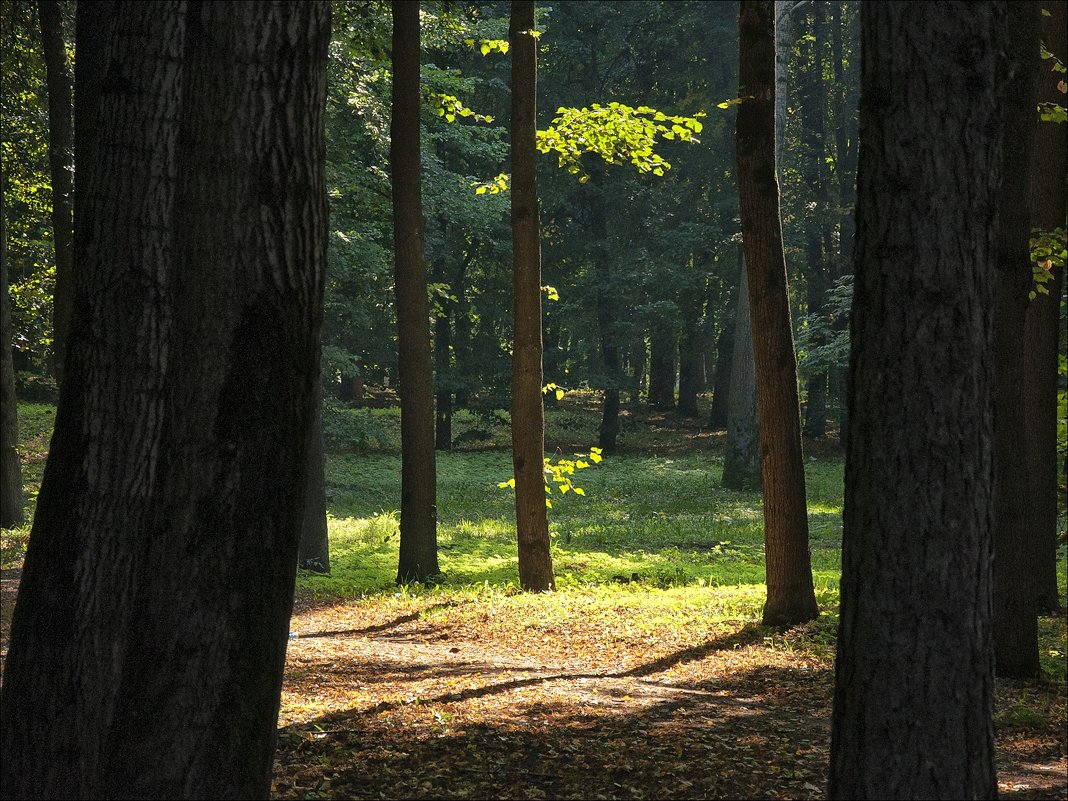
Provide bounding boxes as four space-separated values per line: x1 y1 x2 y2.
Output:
510 0 553 592
0 177 23 528
828 3 1003 797
707 326 732 430
434 296 453 451
677 295 704 419
993 1 1041 680
1025 0 1067 615
736 0 818 627
0 4 330 799
391 0 438 583
721 259 760 490
647 326 676 410
299 376 330 573
38 0 74 389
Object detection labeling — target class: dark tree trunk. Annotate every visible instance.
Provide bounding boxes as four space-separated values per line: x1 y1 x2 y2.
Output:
993 1 1041 680
707 327 732 430
1025 0 1066 615
590 170 621 454
0 4 330 799
510 0 553 592
299 376 330 573
647 327 676 409
0 178 23 528
828 3 1003 797
736 0 818 627
435 300 453 451
38 0 74 389
721 260 760 490
677 300 704 419
391 0 438 583
339 374 364 403
629 334 645 411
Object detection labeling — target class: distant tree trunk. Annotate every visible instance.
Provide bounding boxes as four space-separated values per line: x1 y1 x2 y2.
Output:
629 335 645 411
0 4 330 798
0 178 23 528
434 300 453 451
590 168 621 454
993 1 1041 680
707 326 732 430
721 260 760 490
339 374 364 403
510 0 553 592
299 376 330 573
648 327 676 409
391 0 438 584
1025 0 1066 615
828 3 1003 798
38 0 74 389
677 292 704 419
737 0 818 627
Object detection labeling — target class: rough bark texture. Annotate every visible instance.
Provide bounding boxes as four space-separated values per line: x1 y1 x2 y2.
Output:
38 0 74 388
736 0 818 627
391 0 438 583
1025 0 1067 615
1 178 23 528
993 1 1042 680
707 327 732 430
0 4 330 799
827 3 1003 798
721 261 760 490
299 377 330 573
510 0 553 592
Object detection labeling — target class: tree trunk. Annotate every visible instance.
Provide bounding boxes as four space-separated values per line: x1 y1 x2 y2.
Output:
435 299 453 451
736 0 818 627
629 334 646 411
0 4 330 799
299 376 330 573
590 169 621 454
391 0 438 584
510 0 553 592
828 3 1003 797
647 326 676 409
1025 0 1067 615
677 295 704 419
38 0 74 389
0 177 23 528
993 1 1041 680
721 260 760 490
707 326 732 430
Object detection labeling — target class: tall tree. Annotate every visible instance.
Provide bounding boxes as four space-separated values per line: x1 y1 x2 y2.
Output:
37 0 73 388
736 0 817 626
1 178 23 528
828 3 1004 797
392 0 439 583
721 257 760 490
993 1 1042 679
0 4 330 798
299 375 330 573
1025 0 1067 614
510 0 553 592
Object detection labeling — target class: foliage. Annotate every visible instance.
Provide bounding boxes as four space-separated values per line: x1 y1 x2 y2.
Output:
1030 226 1067 299
796 276 852 375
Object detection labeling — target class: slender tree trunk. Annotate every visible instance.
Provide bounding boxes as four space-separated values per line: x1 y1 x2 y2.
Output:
1026 0 1067 615
993 1 1041 680
590 168 621 454
828 4 1003 797
677 288 704 419
629 334 646 411
707 326 732 430
510 0 553 592
722 260 761 490
1 177 23 528
0 4 330 798
391 0 438 583
737 0 818 627
38 0 74 389
648 327 676 409
299 376 330 573
434 299 453 451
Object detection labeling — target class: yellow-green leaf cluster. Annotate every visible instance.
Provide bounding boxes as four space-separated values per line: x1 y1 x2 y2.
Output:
496 446 605 509
472 172 510 195
430 93 494 124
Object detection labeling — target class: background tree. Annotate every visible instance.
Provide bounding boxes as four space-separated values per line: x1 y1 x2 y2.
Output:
0 3 330 798
828 3 1005 797
392 0 439 583
721 255 760 490
993 0 1042 680
510 0 553 592
736 0 817 627
1 180 22 528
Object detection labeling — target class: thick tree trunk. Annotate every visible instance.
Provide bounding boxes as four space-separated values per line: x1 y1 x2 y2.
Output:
510 0 553 592
391 1 438 583
721 260 760 490
299 377 330 573
828 3 1003 797
647 326 676 410
38 0 74 389
1025 0 1067 615
737 1 818 627
993 1 1041 680
707 327 732 430
0 4 330 799
0 178 23 528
